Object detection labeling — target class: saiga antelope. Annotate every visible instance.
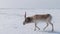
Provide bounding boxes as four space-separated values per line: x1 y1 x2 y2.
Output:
23 12 54 31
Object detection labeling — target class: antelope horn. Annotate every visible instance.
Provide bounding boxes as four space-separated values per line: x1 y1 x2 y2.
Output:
25 11 26 19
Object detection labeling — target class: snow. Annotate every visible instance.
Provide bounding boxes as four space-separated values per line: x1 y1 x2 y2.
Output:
0 9 60 34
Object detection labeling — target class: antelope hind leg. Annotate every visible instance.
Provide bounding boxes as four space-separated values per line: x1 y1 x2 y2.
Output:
43 23 49 30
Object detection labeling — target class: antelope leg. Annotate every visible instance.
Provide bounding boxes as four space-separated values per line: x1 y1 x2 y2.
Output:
34 23 40 31
34 23 36 31
43 23 49 30
49 21 54 31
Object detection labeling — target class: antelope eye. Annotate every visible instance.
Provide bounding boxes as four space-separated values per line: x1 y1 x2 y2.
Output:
26 19 29 21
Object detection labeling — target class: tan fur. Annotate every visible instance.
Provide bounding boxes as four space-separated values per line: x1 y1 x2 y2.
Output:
32 14 50 20
23 12 54 31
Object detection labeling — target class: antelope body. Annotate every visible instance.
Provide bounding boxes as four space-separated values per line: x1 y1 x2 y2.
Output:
23 12 54 31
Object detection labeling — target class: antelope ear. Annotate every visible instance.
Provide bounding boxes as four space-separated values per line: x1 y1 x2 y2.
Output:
24 11 26 19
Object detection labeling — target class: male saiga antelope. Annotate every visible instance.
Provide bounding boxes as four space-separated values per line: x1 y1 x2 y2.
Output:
23 12 54 31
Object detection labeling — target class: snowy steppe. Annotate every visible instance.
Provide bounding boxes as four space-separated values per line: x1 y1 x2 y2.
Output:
0 9 60 34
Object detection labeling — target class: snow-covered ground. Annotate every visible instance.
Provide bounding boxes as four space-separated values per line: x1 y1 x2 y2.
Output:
0 9 60 34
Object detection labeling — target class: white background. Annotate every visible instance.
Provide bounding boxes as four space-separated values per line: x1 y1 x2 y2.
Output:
0 9 60 34
0 0 60 9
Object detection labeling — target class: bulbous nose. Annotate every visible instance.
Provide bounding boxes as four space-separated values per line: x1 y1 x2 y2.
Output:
23 22 25 25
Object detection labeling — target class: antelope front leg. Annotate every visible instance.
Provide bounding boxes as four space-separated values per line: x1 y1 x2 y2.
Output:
34 23 40 31
34 23 36 31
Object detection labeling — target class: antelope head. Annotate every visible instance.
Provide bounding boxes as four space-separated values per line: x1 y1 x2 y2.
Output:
23 12 33 25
